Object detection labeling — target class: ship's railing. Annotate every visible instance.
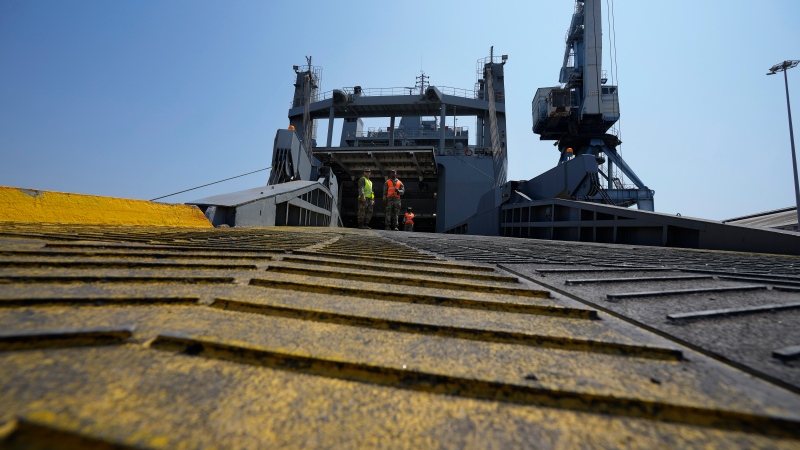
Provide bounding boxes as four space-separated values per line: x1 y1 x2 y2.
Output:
436 146 493 157
314 90 337 102
314 85 479 102
475 55 506 81
437 86 478 98
353 126 469 138
597 160 636 190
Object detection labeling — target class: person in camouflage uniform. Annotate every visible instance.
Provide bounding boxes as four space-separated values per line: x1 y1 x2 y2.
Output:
357 168 374 229
383 169 405 230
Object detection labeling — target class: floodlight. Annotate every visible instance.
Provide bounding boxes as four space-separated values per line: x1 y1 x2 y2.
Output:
767 60 800 228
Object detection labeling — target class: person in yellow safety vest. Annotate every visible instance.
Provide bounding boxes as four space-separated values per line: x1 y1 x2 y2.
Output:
357 168 374 229
384 169 405 231
403 207 415 232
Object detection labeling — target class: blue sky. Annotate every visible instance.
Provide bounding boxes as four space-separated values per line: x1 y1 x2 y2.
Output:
2 0 800 221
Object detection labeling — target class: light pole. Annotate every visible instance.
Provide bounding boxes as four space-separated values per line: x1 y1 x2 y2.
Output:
767 60 800 230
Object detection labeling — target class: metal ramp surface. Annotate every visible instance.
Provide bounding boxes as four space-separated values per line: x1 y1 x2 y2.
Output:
385 231 800 395
2 223 800 448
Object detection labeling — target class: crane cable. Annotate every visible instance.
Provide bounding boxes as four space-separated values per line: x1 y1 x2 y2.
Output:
606 0 625 187
149 167 271 202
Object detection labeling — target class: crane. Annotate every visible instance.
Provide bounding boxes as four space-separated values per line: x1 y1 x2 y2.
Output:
531 0 653 210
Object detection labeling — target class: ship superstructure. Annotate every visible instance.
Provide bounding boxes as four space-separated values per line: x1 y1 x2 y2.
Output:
286 51 510 232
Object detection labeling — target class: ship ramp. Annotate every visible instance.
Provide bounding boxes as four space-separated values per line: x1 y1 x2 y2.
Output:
1 200 800 447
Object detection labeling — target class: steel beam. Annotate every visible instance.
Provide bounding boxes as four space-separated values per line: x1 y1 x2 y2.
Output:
327 107 335 147
328 152 355 181
409 152 424 181
368 152 386 177
440 103 446 153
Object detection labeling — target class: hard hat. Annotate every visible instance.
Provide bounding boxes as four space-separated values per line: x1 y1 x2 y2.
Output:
363 168 371 172
288 125 295 130
390 169 397 173
407 207 412 211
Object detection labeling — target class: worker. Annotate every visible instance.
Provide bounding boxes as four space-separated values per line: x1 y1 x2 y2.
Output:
403 207 415 232
384 169 405 231
357 168 374 229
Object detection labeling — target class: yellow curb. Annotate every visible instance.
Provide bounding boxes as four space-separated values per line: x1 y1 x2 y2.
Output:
0 187 211 228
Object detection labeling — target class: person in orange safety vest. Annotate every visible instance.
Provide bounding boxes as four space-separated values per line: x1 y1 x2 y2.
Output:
384 169 405 230
403 207 415 232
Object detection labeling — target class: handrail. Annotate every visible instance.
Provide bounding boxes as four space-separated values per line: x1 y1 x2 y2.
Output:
311 84 479 103
364 126 470 133
356 126 470 138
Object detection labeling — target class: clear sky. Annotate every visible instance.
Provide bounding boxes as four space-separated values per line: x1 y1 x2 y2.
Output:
2 0 800 221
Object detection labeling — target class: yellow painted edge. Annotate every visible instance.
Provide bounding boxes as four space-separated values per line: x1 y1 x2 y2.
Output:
0 186 211 228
